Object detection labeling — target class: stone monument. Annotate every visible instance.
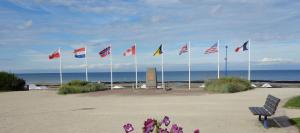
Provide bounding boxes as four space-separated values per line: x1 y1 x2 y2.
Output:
146 68 157 89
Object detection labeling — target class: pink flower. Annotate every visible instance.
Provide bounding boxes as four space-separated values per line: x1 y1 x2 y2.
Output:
159 128 169 133
143 118 156 133
170 124 183 133
123 123 134 133
161 116 170 126
194 129 200 133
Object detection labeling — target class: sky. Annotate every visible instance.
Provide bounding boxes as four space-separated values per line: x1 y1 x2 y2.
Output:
0 0 300 73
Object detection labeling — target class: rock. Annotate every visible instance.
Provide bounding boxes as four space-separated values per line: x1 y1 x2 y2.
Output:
261 83 272 88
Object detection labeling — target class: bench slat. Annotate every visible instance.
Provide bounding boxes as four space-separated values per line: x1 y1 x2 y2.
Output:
249 107 271 116
263 95 280 115
249 95 280 116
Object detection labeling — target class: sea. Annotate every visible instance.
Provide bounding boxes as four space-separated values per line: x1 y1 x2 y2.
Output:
16 70 300 84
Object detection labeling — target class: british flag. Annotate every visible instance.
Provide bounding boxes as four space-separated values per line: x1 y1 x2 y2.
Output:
204 43 218 54
99 46 111 58
179 44 188 55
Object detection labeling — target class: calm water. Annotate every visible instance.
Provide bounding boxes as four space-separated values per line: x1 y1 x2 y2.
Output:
17 70 300 84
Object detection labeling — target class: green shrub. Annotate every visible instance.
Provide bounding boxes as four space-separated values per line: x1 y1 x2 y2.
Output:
284 96 300 108
0 71 27 91
67 80 88 86
58 80 107 94
204 77 252 93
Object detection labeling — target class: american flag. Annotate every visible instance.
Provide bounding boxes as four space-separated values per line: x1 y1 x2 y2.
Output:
99 46 111 58
179 44 188 55
204 43 218 54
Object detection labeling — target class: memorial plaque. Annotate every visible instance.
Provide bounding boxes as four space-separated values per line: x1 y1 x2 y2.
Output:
146 68 157 89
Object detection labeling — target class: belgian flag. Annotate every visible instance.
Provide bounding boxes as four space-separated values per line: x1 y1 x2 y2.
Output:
153 44 163 56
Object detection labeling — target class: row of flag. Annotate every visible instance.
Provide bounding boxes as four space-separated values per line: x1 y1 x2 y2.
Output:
49 41 249 60
49 41 250 90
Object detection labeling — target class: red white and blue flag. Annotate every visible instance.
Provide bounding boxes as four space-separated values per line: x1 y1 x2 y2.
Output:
99 46 111 58
123 45 136 56
205 43 218 54
179 44 188 55
235 41 249 52
73 47 86 58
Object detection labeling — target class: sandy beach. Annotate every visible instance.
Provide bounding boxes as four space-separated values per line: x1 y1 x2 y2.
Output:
0 88 300 133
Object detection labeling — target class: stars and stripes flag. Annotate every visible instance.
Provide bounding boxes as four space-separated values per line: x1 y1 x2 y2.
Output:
123 45 136 56
204 43 218 54
179 44 188 55
99 46 111 58
73 47 86 58
49 49 60 60
204 41 220 79
179 42 191 90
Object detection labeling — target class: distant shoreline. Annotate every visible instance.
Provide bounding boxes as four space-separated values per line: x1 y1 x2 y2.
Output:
14 69 300 74
34 80 300 86
101 80 300 84
18 70 300 85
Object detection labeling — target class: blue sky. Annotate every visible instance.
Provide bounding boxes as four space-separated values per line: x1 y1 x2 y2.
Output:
0 0 300 73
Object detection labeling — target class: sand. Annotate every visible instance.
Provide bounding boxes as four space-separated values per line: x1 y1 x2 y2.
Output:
0 88 300 133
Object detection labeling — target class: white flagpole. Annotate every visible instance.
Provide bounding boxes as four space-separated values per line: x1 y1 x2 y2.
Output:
134 43 138 89
110 44 113 90
188 41 191 90
248 40 251 81
217 40 220 79
59 48 63 86
85 45 88 81
161 44 164 90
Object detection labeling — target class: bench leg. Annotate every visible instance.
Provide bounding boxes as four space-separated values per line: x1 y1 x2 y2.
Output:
264 116 268 129
258 115 262 121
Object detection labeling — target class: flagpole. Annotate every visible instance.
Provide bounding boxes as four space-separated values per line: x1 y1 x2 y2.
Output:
217 40 220 79
59 48 63 86
110 44 113 90
85 45 88 81
134 43 138 89
188 41 191 90
248 40 251 81
161 44 164 90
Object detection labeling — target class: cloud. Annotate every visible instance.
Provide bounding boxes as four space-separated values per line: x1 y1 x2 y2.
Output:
211 4 223 16
257 57 295 65
1 0 300 72
150 15 166 23
143 0 181 6
17 20 32 29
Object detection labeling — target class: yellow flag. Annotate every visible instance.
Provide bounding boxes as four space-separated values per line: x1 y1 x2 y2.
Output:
153 45 163 56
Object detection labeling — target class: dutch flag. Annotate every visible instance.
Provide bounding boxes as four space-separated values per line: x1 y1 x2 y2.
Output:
74 47 86 58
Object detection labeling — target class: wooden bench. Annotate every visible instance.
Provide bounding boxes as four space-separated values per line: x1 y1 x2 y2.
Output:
249 95 280 128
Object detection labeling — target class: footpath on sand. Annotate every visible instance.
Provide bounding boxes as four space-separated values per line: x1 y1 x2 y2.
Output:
0 88 300 133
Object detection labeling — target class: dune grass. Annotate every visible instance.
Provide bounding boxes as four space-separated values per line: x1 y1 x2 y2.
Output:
284 96 300 108
204 77 252 93
58 80 107 94
0 71 26 91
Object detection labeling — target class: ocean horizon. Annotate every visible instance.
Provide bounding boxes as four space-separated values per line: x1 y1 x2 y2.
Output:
16 70 300 84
